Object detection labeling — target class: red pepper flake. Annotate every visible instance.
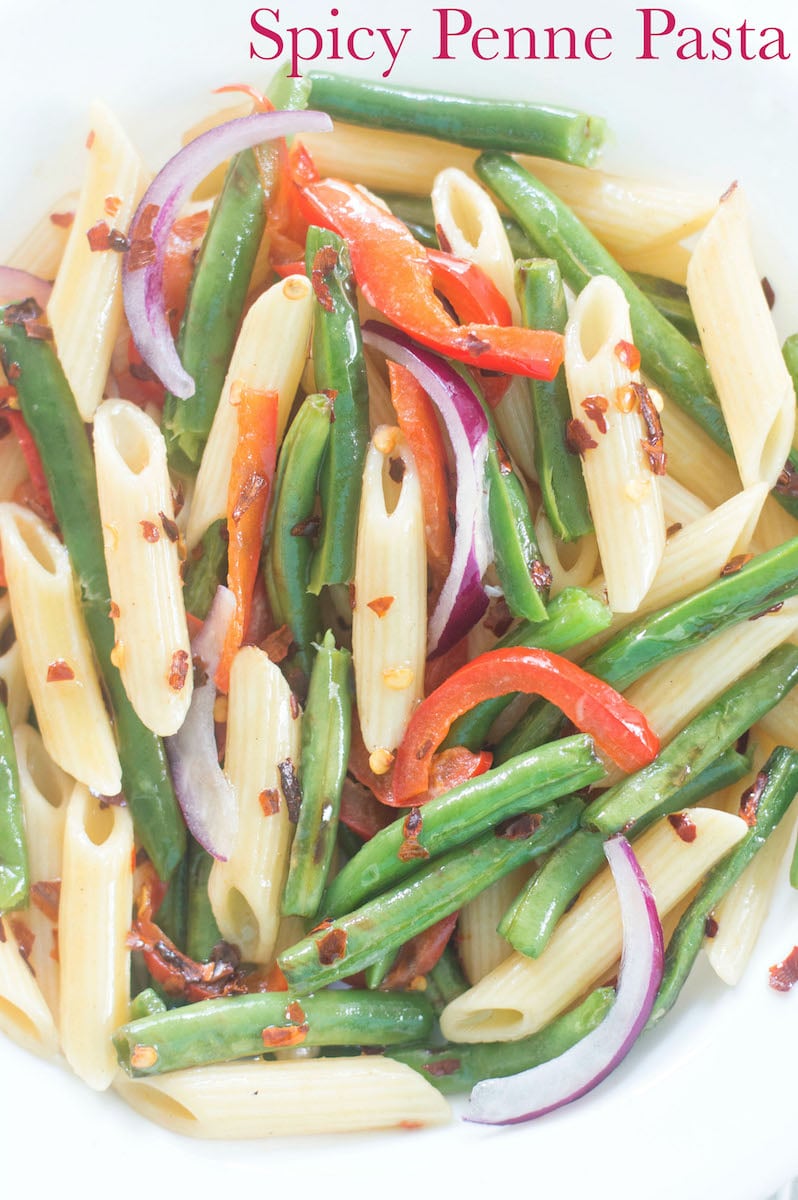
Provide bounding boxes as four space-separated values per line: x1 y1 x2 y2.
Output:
22 322 53 342
5 363 21 383
46 660 75 683
289 693 301 721
496 440 513 476
104 195 122 218
192 654 209 690
259 788 281 816
749 602 784 621
109 600 120 619
278 758 302 823
398 806 430 863
484 596 513 639
311 245 339 313
140 520 160 543
290 515 321 538
262 624 295 665
86 220 129 253
769 945 798 992
636 384 667 476
530 559 553 591
0 918 5 943
30 880 61 923
704 915 719 938
171 481 185 519
668 811 697 843
168 649 190 692
3 299 41 328
615 385 640 414
423 1057 461 1078
761 277 776 310
159 511 180 543
127 237 157 271
388 456 406 484
581 394 608 435
462 332 491 357
50 210 74 229
739 770 768 827
367 595 395 619
435 223 453 255
496 812 543 840
615 340 641 372
286 1000 306 1024
565 418 598 457
261 1023 308 1049
231 472 268 523
316 926 347 966
776 460 798 499
9 918 34 968
720 553 753 577
666 522 683 539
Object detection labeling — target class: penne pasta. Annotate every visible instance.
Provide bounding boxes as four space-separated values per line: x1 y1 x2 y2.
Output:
0 504 121 795
6 191 79 279
534 515 600 595
94 398 192 736
439 808 747 1043
688 185 796 491
208 647 302 964
564 275 665 611
457 866 531 985
0 433 29 503
59 784 134 1090
0 594 31 729
659 475 711 529
0 915 60 1060
659 402 741 508
351 428 427 759
47 102 148 421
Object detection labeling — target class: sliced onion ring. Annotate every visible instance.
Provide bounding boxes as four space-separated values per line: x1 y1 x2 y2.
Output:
362 321 492 657
0 266 52 309
466 834 664 1125
122 108 332 399
165 586 238 861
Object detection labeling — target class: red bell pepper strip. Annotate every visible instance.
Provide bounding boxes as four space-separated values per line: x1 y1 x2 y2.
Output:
427 248 512 327
296 178 563 380
388 360 453 591
4 410 56 526
216 386 279 693
392 647 660 803
382 912 460 991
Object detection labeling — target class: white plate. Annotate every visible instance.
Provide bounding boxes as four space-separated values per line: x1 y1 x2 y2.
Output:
2 2 798 1197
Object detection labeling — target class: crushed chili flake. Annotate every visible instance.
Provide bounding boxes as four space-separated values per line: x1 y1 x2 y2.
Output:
192 654 209 690
496 812 543 840
615 385 639 414
316 926 347 966
720 553 753 577
168 649 190 692
50 210 74 229
232 472 268 523
666 522 683 539
496 440 513 476
140 520 160 543
367 595 395 619
739 770 768 827
581 394 608 434
286 1000 306 1025
3 298 42 328
109 600 120 619
262 624 294 665
398 806 430 863
565 418 598 457
423 1057 461 1078
749 602 784 620
261 1024 308 1048
104 195 122 218
349 581 357 611
462 332 491 357
290 515 321 538
46 660 75 683
127 237 157 271
30 880 61 923
769 945 798 992
388 456 406 484
86 129 96 149
668 812 697 843
484 596 513 639
159 511 180 543
289 693 301 720
171 481 185 519
130 1044 159 1071
5 362 21 382
22 321 53 342
311 245 339 312
10 918 34 967
278 758 302 823
636 384 667 476
530 559 553 591
614 340 641 372
259 788 281 816
704 915 719 939
86 220 129 253
776 460 798 499
761 277 776 310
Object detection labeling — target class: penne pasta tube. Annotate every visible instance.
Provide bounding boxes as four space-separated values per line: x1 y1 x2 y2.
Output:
0 594 31 729
564 275 665 611
754 493 798 554
659 402 740 508
758 687 798 751
93 398 192 737
47 102 147 421
351 428 426 759
59 784 134 1090
0 915 60 1060
534 515 599 596
208 647 301 964
439 808 747 1043
457 866 531 985
6 191 78 279
186 274 313 551
615 240 692 286
12 725 72 1018
301 123 716 257
364 348 397 433
659 475 711 529
0 504 121 795
115 1056 450 1137
688 185 795 491
0 433 29 503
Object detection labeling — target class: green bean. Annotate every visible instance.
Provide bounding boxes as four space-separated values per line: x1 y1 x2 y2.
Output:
129 988 168 1021
446 587 611 751
161 69 310 474
364 949 395 991
424 945 469 1016
499 742 754 957
113 989 435 1077
0 317 185 879
263 394 331 683
185 839 222 963
307 72 607 167
496 535 798 763
153 852 188 950
485 422 548 623
392 987 614 1094
280 797 584 994
518 259 592 542
475 152 798 521
323 734 601 918
583 646 798 835
650 746 798 1027
783 333 798 393
282 631 352 918
0 701 27 911
305 227 370 592
182 519 228 620
629 272 698 343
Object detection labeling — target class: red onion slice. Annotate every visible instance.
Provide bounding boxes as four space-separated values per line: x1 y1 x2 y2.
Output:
362 321 492 656
165 586 238 861
466 834 664 1125
0 266 52 309
122 108 332 399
